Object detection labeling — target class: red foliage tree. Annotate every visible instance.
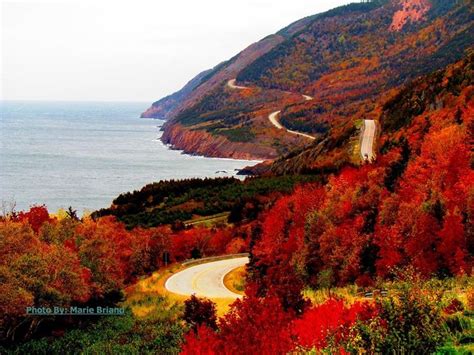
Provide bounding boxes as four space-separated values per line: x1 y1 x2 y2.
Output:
376 123 473 277
251 185 322 312
438 211 469 275
75 216 134 294
181 287 295 355
13 205 54 233
292 299 378 350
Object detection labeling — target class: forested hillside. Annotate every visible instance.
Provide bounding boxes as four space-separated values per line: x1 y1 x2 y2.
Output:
141 68 213 119
144 0 473 161
181 47 474 355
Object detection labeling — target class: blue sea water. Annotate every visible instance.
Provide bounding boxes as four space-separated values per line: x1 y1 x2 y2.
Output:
0 101 261 213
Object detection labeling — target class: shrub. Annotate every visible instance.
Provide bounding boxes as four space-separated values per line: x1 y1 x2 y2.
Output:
375 285 446 353
466 288 474 311
2 305 185 354
292 299 378 350
181 290 295 354
444 298 465 315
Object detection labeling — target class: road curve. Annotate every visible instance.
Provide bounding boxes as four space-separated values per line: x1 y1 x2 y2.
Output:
268 110 315 140
268 110 284 129
227 78 315 140
227 79 248 90
165 257 249 299
361 119 376 161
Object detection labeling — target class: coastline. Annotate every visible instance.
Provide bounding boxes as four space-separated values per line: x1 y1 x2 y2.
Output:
159 121 277 161
157 139 263 165
154 119 264 164
158 138 268 177
2 101 264 214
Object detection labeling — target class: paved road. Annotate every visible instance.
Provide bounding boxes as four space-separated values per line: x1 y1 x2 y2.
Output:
227 79 248 90
268 110 315 140
268 110 284 129
227 78 315 140
361 119 376 161
165 257 249 299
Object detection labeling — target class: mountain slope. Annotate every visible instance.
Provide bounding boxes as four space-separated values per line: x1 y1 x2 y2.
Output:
251 50 474 292
143 0 473 161
141 68 213 119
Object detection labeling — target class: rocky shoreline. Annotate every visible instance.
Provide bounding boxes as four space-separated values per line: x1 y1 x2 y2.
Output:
160 121 277 162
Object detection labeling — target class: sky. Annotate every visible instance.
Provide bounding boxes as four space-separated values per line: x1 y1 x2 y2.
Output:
1 0 353 102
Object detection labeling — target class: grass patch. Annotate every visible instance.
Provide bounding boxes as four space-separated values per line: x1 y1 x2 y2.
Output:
217 127 256 143
223 265 246 295
184 212 230 227
303 284 361 305
125 261 242 317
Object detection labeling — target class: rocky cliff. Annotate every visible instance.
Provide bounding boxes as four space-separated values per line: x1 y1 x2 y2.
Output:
161 123 277 160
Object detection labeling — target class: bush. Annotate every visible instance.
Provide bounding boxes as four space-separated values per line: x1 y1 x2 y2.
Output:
2 304 185 354
466 288 474 311
444 298 465 315
375 284 446 353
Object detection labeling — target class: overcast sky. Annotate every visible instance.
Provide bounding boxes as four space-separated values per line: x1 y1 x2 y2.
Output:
2 0 353 102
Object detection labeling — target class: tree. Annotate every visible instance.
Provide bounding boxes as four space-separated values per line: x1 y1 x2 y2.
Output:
183 295 217 332
292 299 377 350
181 288 295 354
12 205 54 233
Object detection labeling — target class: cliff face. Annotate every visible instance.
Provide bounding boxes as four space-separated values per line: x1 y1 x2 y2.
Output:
161 123 277 160
143 0 472 162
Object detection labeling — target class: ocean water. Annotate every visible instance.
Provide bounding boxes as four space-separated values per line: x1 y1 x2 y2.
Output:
0 101 261 213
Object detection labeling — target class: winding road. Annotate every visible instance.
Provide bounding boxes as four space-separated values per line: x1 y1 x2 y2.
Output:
268 110 316 140
227 79 248 90
268 110 284 129
360 119 376 161
165 257 249 299
226 79 379 156
227 79 315 140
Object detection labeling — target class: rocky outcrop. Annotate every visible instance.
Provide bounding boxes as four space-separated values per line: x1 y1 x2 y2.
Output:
161 124 277 160
237 160 273 176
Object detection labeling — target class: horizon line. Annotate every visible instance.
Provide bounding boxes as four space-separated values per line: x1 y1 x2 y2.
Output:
0 98 152 103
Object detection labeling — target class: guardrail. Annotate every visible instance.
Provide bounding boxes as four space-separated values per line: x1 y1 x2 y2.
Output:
358 289 389 298
181 253 249 267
